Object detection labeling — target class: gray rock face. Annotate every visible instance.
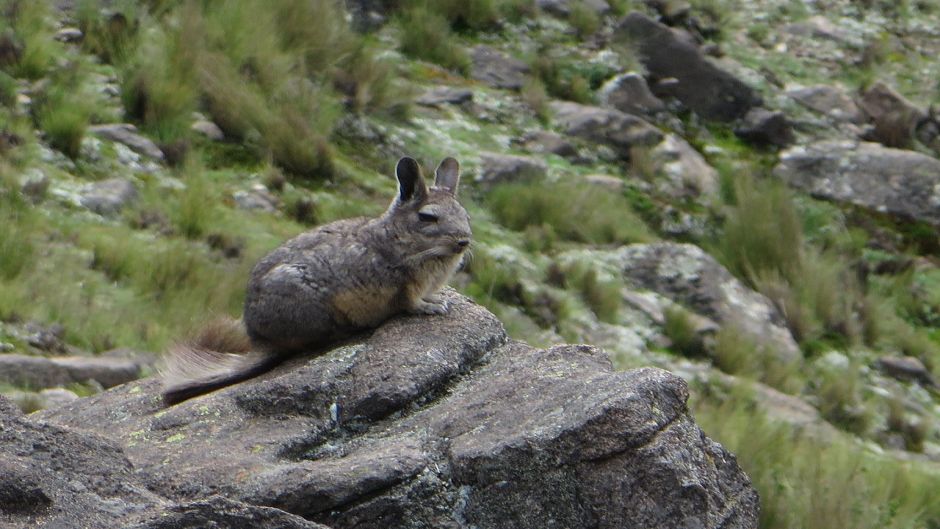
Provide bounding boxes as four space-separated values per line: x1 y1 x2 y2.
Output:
79 177 139 216
0 353 142 390
476 152 548 186
599 72 666 116
416 86 474 107
787 84 865 123
774 140 940 226
610 243 802 363
537 0 610 17
552 101 664 158
642 133 719 202
35 291 758 529
470 45 530 90
88 124 165 161
616 13 760 121
734 107 794 148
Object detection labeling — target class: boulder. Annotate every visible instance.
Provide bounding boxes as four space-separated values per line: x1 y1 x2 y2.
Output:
537 0 611 16
858 81 927 149
774 140 940 226
0 397 325 528
88 124 165 161
0 354 142 390
875 356 938 388
470 45 530 91
639 133 719 201
596 243 802 364
598 72 666 116
552 101 663 158
476 152 548 186
734 107 794 148
79 177 139 216
616 13 760 121
416 86 474 107
514 130 579 158
786 84 865 123
36 290 759 529
191 119 225 141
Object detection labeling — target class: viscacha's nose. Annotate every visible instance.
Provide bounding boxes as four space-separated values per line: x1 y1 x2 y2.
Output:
456 239 471 249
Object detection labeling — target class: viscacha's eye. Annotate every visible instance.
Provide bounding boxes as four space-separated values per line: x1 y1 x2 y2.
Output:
418 211 438 222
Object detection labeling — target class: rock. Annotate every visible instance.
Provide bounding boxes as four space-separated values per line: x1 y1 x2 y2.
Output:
232 184 279 212
88 124 165 161
470 45 530 91
37 290 759 529
786 84 865 123
785 15 853 45
552 101 663 159
598 72 666 116
774 140 940 226
79 177 139 216
584 173 625 190
0 354 141 390
616 13 761 121
416 86 474 107
19 168 49 202
514 130 579 158
640 134 719 201
875 356 938 388
734 107 794 147
54 27 83 43
190 119 224 141
858 81 927 149
605 243 802 364
476 152 548 186
0 402 322 529
38 387 80 409
536 0 610 16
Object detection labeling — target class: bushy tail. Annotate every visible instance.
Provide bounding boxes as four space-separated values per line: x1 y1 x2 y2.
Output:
161 317 281 406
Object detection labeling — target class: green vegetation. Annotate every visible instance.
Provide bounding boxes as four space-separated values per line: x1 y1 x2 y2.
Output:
695 390 940 529
486 180 654 245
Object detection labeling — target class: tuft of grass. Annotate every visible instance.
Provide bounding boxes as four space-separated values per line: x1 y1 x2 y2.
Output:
0 0 58 79
397 7 471 74
520 77 551 124
564 262 622 323
171 160 214 239
712 324 803 393
814 355 873 436
568 2 601 38
694 391 940 529
663 305 708 357
486 180 654 245
0 175 35 280
33 66 95 160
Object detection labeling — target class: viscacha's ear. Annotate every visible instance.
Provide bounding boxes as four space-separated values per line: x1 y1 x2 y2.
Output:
396 157 428 203
434 157 460 195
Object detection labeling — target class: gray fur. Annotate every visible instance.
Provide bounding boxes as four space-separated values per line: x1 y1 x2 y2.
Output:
163 157 471 404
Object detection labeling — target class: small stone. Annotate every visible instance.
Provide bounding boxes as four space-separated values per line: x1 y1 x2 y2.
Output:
470 45 530 91
598 72 666 116
233 184 279 212
0 342 13 352
583 174 624 191
416 86 474 107
54 27 84 43
786 84 864 123
514 130 579 158
876 356 937 388
191 120 224 141
734 107 794 148
39 388 80 409
476 152 547 186
88 124 165 161
79 178 139 216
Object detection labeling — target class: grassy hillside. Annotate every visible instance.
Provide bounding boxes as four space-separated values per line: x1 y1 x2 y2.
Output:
1 0 939 527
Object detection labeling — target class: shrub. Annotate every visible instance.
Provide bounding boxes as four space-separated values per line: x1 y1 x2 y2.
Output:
564 262 622 323
0 0 57 79
694 392 940 529
397 7 471 74
33 69 94 159
663 305 707 357
486 180 654 245
569 1 601 38
0 177 35 280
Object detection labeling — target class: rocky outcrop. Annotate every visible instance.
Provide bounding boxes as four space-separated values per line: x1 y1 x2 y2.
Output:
30 291 759 529
470 45 529 90
87 124 165 161
616 12 761 122
79 177 139 216
786 84 865 123
476 152 548 186
774 140 940 226
0 353 142 390
552 101 663 158
584 243 802 364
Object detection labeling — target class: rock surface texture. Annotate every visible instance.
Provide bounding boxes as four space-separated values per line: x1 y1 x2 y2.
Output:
774 140 940 226
21 291 759 529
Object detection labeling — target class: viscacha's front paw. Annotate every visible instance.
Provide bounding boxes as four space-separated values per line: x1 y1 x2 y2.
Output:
410 298 448 315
